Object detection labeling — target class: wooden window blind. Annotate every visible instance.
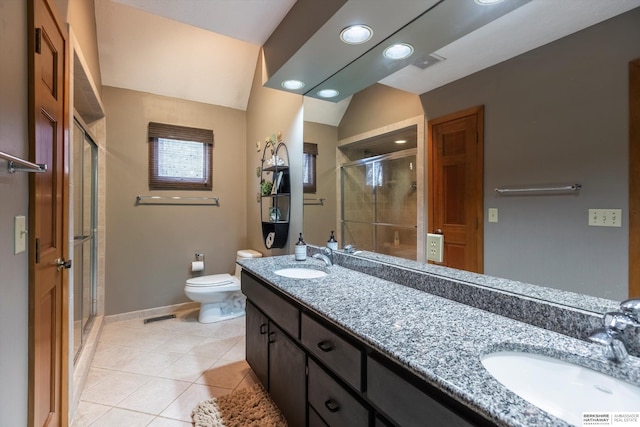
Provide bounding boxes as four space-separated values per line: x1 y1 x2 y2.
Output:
148 122 213 190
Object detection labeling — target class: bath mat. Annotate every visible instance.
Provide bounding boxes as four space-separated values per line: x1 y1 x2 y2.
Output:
191 383 287 427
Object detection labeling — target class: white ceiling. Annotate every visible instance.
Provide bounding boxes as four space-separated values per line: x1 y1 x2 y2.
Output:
95 0 640 120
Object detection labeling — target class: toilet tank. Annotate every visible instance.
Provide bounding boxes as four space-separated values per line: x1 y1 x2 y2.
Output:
235 249 262 276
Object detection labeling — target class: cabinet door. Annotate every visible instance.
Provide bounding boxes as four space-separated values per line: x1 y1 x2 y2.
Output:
246 301 269 387
269 323 306 427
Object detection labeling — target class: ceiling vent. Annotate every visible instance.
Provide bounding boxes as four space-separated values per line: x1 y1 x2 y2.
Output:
412 53 446 70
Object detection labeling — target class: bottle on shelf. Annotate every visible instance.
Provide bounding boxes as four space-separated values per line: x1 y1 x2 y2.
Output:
295 233 307 261
327 231 338 251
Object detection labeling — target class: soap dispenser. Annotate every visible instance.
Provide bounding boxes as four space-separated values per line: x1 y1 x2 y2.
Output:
327 231 338 251
295 233 307 261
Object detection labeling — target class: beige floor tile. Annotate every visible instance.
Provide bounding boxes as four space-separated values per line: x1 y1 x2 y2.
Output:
99 327 174 349
160 334 207 354
80 371 150 406
118 377 190 415
157 354 217 382
147 417 192 427
91 343 147 370
81 367 113 392
70 401 110 427
119 350 183 376
220 337 246 362
195 360 251 389
89 407 155 427
234 368 260 392
159 383 231 422
188 336 241 359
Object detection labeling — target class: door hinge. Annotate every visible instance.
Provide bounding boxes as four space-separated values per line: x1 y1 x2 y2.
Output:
35 238 40 264
35 28 42 54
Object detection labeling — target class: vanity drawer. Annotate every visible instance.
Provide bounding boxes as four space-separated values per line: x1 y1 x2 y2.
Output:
308 359 369 427
301 313 362 390
367 356 474 427
241 271 299 338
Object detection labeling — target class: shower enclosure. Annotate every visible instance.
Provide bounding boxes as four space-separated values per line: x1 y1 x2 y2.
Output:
341 149 417 260
72 119 98 361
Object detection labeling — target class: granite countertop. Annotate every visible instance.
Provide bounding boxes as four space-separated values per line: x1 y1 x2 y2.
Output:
238 255 640 427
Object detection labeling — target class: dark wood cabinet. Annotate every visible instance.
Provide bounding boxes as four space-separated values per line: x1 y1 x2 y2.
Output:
242 270 493 427
245 301 269 386
269 322 306 427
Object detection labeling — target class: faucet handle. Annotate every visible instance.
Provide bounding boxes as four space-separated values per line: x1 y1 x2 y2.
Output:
604 311 640 331
620 298 640 321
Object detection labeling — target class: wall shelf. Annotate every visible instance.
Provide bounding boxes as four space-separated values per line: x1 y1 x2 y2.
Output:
260 141 290 249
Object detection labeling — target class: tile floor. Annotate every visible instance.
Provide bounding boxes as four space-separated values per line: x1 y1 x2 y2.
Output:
71 309 258 426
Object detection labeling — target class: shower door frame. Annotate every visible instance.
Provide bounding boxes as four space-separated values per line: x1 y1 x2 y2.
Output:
72 117 98 362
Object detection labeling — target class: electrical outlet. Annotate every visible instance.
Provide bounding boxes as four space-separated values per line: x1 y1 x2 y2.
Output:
427 233 443 263
588 209 622 227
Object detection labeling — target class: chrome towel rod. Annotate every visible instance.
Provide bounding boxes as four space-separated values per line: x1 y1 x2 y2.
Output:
304 197 325 206
0 151 47 173
495 184 581 195
136 195 219 206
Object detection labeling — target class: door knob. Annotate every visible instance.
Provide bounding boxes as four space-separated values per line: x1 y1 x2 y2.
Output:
434 229 443 235
55 258 72 271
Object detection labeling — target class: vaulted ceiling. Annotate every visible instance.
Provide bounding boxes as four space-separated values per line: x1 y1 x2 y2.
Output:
94 0 640 123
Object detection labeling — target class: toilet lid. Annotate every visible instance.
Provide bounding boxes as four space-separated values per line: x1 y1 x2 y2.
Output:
186 274 235 287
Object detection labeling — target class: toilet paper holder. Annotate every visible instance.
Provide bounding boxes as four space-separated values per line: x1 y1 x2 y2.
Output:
195 253 204 261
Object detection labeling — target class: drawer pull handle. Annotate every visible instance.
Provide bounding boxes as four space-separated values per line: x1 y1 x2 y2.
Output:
324 399 340 413
259 323 267 334
268 332 276 344
317 340 334 352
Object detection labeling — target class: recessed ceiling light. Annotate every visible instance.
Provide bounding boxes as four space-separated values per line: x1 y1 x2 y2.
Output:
383 43 414 60
317 89 340 98
395 139 407 144
340 25 373 44
474 0 504 5
281 80 305 90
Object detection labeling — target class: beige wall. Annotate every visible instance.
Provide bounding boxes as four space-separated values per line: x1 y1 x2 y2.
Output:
338 83 423 140
0 1 29 425
67 0 102 96
246 52 304 254
103 87 247 315
303 121 338 246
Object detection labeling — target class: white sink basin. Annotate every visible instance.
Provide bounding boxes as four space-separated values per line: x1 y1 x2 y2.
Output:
481 351 640 426
274 268 327 279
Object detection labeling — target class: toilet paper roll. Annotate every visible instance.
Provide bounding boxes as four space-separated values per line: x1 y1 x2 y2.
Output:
191 261 204 272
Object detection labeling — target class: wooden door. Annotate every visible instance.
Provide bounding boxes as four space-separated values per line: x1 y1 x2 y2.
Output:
28 0 69 426
428 106 484 273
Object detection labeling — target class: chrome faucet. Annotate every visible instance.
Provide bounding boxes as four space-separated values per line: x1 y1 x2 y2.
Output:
313 247 333 267
589 298 640 363
343 244 356 254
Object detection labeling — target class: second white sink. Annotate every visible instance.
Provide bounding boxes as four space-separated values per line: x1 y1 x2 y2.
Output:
481 351 640 426
274 268 327 279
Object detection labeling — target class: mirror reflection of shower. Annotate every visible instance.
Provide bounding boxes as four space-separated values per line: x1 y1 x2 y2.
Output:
341 149 417 260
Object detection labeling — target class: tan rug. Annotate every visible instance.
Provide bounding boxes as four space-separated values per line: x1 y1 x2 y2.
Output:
191 383 287 427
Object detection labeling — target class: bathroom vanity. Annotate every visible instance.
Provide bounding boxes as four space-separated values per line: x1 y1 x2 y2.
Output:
239 254 640 427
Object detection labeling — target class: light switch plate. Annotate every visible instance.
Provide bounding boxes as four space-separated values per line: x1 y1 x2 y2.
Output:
427 233 444 263
488 208 498 223
588 209 622 227
15 215 26 254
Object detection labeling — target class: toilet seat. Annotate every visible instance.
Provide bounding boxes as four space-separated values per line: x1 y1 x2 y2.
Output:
186 273 237 287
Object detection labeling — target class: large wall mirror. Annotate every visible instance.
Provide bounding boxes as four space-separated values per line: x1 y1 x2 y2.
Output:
302 7 640 309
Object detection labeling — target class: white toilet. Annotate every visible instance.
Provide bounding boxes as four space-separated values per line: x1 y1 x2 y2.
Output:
184 249 262 323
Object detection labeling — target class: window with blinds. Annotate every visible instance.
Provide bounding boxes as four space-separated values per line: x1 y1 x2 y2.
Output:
148 122 213 190
303 142 318 193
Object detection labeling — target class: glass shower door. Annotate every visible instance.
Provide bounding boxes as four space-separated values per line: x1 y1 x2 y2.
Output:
341 150 417 259
73 119 97 361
